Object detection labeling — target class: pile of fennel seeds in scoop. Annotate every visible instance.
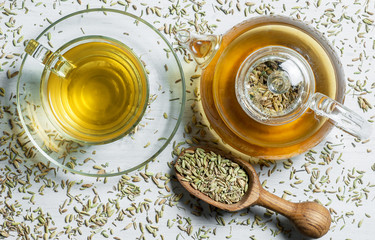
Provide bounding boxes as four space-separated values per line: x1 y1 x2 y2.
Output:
175 148 249 204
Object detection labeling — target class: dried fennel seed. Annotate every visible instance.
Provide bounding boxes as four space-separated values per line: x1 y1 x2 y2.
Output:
247 60 301 116
175 148 248 204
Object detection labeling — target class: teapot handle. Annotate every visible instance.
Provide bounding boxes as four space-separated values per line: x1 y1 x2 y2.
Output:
310 92 372 140
25 39 75 78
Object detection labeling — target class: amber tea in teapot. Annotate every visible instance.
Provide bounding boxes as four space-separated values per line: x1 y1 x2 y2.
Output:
212 23 337 154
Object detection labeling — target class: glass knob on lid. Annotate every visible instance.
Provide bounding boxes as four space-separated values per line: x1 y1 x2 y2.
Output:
236 46 372 140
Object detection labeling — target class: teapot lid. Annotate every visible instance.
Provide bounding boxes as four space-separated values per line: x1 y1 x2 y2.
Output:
235 46 315 125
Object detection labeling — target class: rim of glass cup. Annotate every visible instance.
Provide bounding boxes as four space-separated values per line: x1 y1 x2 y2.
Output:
16 8 186 177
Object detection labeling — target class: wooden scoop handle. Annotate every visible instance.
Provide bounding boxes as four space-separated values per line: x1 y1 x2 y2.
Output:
256 188 331 238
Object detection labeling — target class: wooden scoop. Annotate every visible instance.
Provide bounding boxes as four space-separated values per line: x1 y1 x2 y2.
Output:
175 147 331 238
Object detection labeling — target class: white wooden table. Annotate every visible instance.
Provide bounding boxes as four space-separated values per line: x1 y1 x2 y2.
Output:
0 0 374 239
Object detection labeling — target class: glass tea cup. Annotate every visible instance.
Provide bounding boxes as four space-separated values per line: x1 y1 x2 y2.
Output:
17 9 186 176
25 36 149 144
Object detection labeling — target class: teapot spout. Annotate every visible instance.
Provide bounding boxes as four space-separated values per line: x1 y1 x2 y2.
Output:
176 30 222 69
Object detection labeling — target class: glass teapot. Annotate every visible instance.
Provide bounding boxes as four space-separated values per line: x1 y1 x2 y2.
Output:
177 16 372 160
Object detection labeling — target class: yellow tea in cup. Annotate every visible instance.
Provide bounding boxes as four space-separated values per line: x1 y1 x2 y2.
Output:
41 37 148 144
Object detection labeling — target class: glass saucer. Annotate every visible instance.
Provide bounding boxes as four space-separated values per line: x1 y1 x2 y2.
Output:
17 9 186 177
